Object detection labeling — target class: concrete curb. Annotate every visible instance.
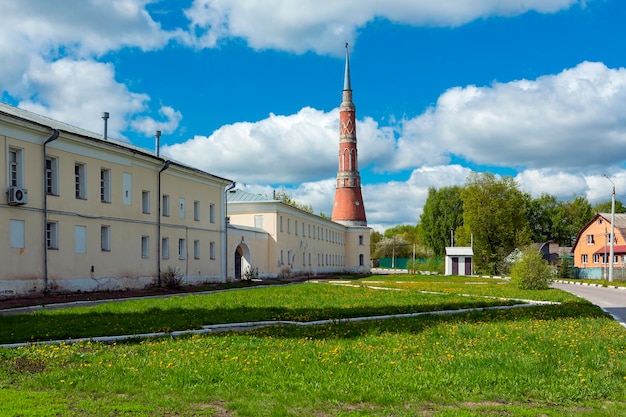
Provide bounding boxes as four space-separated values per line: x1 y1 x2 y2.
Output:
553 279 626 290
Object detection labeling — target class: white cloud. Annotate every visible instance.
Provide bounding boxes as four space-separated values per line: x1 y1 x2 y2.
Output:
162 106 395 184
0 1 183 140
17 58 150 139
393 62 626 172
131 106 183 137
184 0 582 54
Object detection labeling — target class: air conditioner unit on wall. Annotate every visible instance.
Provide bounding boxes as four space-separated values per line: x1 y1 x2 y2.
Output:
8 186 28 205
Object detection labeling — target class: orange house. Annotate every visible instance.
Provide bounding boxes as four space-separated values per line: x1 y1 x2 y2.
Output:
571 213 626 278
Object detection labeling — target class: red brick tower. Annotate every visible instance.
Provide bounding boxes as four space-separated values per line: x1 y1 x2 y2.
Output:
332 44 367 227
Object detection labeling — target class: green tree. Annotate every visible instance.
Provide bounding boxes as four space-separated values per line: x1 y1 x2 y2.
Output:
460 172 530 275
370 230 383 258
510 246 553 290
419 186 464 256
526 193 560 243
593 200 626 214
273 189 314 213
373 236 413 259
552 196 594 246
384 224 421 244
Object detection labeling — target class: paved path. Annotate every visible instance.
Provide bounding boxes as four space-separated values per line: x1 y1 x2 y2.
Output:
552 281 626 327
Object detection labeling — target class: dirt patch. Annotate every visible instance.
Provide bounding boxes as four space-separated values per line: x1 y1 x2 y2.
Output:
0 280 288 311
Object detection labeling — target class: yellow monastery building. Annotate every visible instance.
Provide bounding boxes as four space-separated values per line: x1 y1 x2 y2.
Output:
1 47 371 297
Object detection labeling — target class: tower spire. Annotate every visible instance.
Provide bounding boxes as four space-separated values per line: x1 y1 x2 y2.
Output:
344 42 351 91
331 43 367 227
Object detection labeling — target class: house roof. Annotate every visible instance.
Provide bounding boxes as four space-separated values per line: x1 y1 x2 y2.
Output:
226 189 275 203
571 213 626 253
0 102 232 185
445 247 473 256
593 244 626 255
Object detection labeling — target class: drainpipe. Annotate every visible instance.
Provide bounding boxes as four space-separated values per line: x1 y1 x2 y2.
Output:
157 160 171 286
224 182 236 281
43 129 60 294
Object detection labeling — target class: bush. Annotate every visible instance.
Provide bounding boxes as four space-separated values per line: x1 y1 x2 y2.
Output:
160 266 184 289
510 247 552 290
242 266 259 281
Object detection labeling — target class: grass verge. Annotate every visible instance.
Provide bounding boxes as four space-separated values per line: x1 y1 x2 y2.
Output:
0 276 624 416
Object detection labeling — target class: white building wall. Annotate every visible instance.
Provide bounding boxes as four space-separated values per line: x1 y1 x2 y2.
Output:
0 106 231 297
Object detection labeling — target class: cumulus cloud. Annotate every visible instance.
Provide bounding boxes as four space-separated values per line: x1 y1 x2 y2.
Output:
131 106 183 137
17 58 152 139
162 107 395 184
393 62 626 172
184 0 582 54
0 0 182 140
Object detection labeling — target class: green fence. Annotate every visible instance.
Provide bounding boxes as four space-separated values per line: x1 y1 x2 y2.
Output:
377 258 440 269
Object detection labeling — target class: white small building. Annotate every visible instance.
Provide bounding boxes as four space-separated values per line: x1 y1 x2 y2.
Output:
444 247 474 276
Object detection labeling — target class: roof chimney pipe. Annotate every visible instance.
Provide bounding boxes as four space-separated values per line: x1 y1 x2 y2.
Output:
155 130 162 157
102 112 109 140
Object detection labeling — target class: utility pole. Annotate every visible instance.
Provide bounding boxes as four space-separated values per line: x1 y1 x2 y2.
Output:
605 175 616 283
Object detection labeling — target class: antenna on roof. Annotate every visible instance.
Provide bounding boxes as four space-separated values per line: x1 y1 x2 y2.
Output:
102 112 109 140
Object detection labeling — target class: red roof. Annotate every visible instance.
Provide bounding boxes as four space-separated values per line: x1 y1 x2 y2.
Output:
593 245 626 255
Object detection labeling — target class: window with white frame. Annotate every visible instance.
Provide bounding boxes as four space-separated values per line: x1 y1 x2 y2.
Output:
254 215 263 229
210 203 215 223
100 168 111 202
46 222 58 249
161 237 169 259
178 238 186 259
194 240 200 259
46 157 59 195
75 163 86 199
101 225 110 252
586 234 594 245
10 219 25 249
141 236 150 258
593 253 600 264
162 195 170 217
179 198 185 219
210 241 216 260
194 201 200 221
123 173 132 205
8 148 23 187
142 191 150 214
75 225 87 254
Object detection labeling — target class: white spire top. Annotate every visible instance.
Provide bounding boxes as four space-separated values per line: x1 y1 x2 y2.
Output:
344 42 351 91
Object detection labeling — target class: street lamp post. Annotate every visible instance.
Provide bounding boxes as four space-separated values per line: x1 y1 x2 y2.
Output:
604 175 616 283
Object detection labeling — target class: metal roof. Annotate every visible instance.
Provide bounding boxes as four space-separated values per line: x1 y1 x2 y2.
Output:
594 244 626 255
226 189 275 203
445 247 474 256
0 102 232 184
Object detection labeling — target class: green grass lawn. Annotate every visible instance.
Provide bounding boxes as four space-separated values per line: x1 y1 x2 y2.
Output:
1 275 625 416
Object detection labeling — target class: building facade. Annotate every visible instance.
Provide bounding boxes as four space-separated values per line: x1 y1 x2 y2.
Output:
1 44 372 297
0 103 232 296
571 213 626 279
226 189 370 279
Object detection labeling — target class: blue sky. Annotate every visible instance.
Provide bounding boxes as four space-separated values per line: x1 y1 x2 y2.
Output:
2 0 626 231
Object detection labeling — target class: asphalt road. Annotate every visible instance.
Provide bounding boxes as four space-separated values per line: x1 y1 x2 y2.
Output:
552 282 626 327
